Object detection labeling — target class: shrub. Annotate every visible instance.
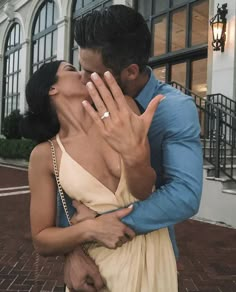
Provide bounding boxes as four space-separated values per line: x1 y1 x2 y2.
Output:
2 110 23 139
0 138 36 160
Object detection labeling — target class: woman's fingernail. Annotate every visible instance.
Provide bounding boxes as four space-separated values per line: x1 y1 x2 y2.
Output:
128 204 133 209
82 100 88 106
104 71 112 79
86 81 93 89
91 72 98 80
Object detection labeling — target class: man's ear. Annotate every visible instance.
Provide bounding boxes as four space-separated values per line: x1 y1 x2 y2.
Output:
121 64 140 81
49 86 58 96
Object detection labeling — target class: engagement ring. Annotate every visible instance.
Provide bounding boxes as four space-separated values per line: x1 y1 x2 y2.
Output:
100 111 110 120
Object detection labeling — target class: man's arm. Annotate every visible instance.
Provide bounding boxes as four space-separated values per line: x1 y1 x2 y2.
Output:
64 246 104 292
121 95 203 234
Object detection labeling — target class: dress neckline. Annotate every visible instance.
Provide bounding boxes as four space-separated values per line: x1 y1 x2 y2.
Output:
56 134 123 196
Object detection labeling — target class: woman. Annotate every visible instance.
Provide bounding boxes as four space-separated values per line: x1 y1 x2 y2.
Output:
22 61 177 292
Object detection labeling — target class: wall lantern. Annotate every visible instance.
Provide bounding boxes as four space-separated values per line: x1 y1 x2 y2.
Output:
210 3 228 52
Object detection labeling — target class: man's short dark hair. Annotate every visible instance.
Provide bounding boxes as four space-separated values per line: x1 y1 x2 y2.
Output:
75 5 151 75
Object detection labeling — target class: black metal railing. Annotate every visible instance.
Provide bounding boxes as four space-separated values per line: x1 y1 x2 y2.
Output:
207 93 236 116
170 81 236 182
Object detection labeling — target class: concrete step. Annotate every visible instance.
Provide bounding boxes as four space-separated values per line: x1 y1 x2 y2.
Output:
203 147 236 156
222 189 236 195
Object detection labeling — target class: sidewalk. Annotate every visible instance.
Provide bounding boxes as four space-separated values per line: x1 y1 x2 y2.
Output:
176 220 236 292
0 163 235 291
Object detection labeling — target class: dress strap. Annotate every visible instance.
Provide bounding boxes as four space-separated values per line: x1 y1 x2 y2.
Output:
56 134 66 153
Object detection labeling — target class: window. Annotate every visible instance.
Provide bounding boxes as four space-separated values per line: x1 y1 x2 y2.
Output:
2 23 22 122
170 8 187 52
191 0 209 46
153 66 166 82
31 0 58 73
137 0 209 94
153 15 167 56
171 62 187 86
70 0 113 68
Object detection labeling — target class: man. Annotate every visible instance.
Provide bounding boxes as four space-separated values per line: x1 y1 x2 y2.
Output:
59 5 203 291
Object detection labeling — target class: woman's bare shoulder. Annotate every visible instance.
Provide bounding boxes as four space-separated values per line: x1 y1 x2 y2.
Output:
29 141 53 170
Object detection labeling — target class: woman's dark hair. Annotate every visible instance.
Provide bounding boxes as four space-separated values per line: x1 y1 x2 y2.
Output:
75 5 151 75
20 60 63 143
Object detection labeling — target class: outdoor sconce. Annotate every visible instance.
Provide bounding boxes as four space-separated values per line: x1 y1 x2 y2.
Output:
210 3 228 52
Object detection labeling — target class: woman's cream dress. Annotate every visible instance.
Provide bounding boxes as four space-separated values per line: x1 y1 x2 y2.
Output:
56 135 178 292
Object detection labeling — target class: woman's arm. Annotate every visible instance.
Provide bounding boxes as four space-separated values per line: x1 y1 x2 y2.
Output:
29 143 93 256
29 143 135 256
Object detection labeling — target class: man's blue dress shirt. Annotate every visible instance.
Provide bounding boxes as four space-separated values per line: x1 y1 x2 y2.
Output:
57 69 203 258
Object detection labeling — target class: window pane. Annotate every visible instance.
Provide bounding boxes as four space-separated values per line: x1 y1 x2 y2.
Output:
84 0 93 5
5 76 9 95
171 62 186 86
34 18 39 35
46 34 52 59
52 30 57 56
171 0 188 7
73 48 79 69
46 2 53 28
153 15 167 56
154 0 169 14
9 53 14 73
104 1 112 8
12 96 17 111
191 0 209 46
39 37 45 61
191 58 207 97
8 76 12 94
15 24 19 44
40 6 46 32
153 66 166 82
14 51 18 71
171 8 186 51
53 2 59 23
13 75 17 94
10 29 14 47
75 0 83 10
137 0 152 19
33 41 38 63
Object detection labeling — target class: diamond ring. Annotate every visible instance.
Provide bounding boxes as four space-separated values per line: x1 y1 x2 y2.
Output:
100 111 110 120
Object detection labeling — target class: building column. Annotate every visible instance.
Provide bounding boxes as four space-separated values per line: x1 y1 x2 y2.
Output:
0 53 3 131
56 16 70 61
209 0 236 100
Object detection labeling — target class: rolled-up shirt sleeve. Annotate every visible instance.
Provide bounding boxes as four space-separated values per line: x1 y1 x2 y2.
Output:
122 94 203 234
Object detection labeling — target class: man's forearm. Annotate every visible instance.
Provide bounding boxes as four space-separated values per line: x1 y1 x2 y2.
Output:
121 175 202 234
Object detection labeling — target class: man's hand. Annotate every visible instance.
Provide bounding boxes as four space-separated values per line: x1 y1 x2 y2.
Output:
91 206 135 249
64 246 104 292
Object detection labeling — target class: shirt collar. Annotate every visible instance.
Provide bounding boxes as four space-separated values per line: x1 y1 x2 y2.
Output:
135 67 161 108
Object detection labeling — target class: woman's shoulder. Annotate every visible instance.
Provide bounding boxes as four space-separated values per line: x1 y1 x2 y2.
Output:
29 140 54 169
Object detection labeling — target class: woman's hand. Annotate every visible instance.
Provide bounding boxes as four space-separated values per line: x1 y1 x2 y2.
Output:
82 71 165 161
70 200 97 224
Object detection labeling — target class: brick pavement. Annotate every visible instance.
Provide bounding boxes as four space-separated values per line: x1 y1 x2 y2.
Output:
0 165 236 291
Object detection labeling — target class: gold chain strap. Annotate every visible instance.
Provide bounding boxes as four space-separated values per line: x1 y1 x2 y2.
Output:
48 139 89 255
48 139 72 226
